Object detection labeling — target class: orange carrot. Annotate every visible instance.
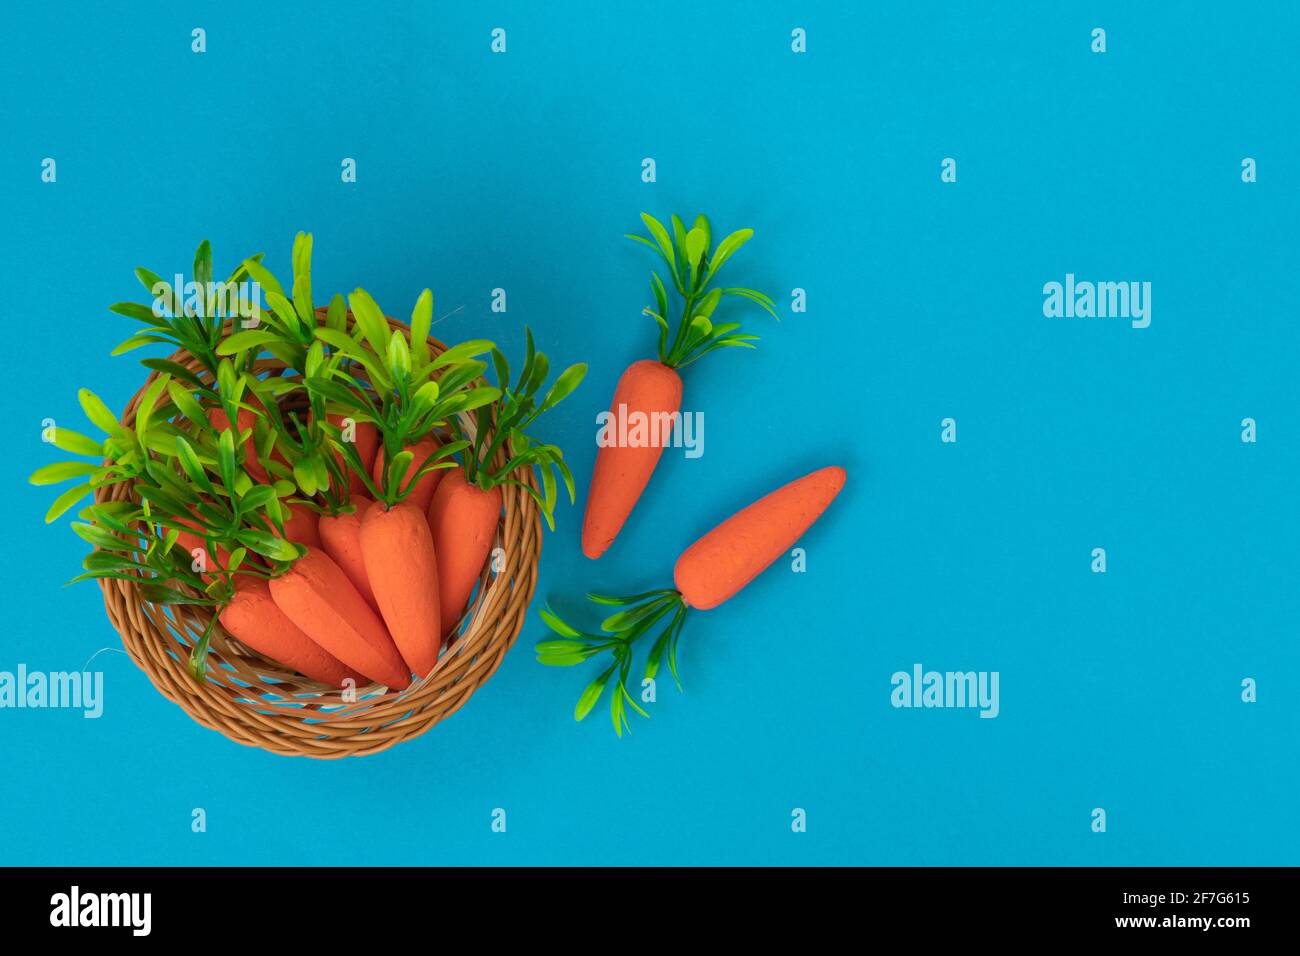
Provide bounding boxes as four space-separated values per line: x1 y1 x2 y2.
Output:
270 501 322 551
371 436 444 512
318 496 378 610
539 465 845 734
171 509 264 583
581 212 774 560
582 359 682 559
673 466 847 609
426 468 502 639
359 502 441 677
219 577 361 688
326 412 378 496
173 527 232 583
268 548 411 689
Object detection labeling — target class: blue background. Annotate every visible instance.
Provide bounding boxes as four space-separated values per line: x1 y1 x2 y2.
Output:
2 2 1296 865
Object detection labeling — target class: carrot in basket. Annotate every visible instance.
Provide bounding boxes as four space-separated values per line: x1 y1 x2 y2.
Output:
208 407 269 483
268 547 411 689
220 576 361 688
173 527 233 583
270 501 322 550
371 436 443 512
540 465 846 735
360 501 441 676
326 412 378 496
319 496 378 609
430 330 585 640
209 400 289 485
581 213 775 559
426 469 502 639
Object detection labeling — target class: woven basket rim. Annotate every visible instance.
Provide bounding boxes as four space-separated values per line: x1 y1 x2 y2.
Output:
95 312 541 758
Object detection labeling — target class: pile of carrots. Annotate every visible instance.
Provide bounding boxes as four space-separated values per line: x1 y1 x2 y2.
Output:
33 234 584 692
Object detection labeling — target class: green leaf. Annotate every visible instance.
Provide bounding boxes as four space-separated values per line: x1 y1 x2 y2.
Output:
347 288 391 355
586 589 674 606
173 436 216 495
141 358 204 388
574 666 615 721
611 682 627 736
386 329 411 381
325 292 347 332
134 266 167 300
70 521 131 551
535 640 595 666
48 428 102 457
217 429 239 494
601 595 674 633
539 461 557 528
693 214 711 250
685 227 707 269
216 329 284 356
45 483 93 523
193 240 213 309
694 286 723 320
439 386 501 417
410 288 433 365
234 529 300 562
166 382 211 430
290 232 314 326
721 286 779 318
650 272 668 320
671 214 688 264
134 372 172 436
142 429 180 457
626 234 664 259
293 457 320 497
706 229 755 282
645 624 672 680
539 363 587 412
110 334 172 356
265 289 302 335
241 258 287 303
238 485 276 513
109 301 167 326
429 339 496 370
645 309 670 361
639 213 676 271
490 347 510 392
79 501 137 534
30 461 100 485
384 450 414 499
539 605 581 637
77 389 123 438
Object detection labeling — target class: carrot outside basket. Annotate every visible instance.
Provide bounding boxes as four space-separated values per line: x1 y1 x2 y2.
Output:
94 311 542 758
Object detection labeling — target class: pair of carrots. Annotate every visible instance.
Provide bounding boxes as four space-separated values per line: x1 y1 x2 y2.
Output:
543 214 846 733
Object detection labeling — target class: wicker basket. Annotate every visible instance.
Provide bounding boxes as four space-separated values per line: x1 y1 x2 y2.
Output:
95 313 541 758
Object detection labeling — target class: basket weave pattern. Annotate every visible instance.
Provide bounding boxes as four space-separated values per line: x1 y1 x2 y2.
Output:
95 315 541 758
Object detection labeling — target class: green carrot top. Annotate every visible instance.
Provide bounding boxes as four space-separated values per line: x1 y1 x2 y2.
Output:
108 239 264 379
447 327 586 529
627 212 777 369
303 287 500 508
